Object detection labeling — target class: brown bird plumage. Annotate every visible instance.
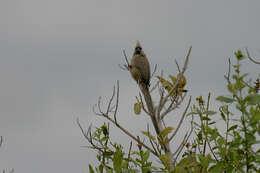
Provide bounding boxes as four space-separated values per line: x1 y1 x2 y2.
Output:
130 41 151 87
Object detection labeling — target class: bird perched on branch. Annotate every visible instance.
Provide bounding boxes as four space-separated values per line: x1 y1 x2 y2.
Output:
129 41 151 87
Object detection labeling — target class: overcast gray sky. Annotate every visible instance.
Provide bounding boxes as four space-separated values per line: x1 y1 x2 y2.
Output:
1 0 260 172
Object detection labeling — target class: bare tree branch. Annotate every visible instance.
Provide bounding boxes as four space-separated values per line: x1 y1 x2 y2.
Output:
90 81 159 157
175 59 181 73
77 119 104 152
118 50 131 70
113 80 119 124
102 111 158 156
123 50 130 69
172 128 193 165
168 96 192 142
202 93 211 156
126 141 132 169
147 124 159 156
161 92 187 120
149 80 160 93
106 86 115 115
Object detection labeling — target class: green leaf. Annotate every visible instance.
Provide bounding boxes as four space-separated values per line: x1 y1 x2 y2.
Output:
252 110 260 122
227 83 233 92
101 123 109 136
220 112 226 121
134 102 142 115
186 111 199 116
159 154 170 170
198 154 211 169
217 137 224 146
142 150 150 163
103 151 114 157
168 75 177 84
244 94 260 105
235 49 245 61
113 147 123 172
161 126 174 137
141 131 156 141
157 76 173 92
208 121 216 125
89 164 95 173
203 110 217 115
216 96 235 103
208 161 225 172
227 125 238 132
201 116 211 121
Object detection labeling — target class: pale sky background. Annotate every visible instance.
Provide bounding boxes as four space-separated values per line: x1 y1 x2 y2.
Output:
1 0 260 172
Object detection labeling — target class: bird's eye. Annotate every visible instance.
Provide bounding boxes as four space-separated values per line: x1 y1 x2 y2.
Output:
135 47 142 51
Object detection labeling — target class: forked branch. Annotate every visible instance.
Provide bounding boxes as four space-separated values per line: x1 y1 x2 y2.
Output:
86 80 159 157
159 46 191 112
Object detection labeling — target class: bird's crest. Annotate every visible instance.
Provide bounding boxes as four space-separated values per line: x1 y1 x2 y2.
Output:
136 40 142 49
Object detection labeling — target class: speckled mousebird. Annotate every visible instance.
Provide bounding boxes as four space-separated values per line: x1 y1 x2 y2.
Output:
129 41 151 87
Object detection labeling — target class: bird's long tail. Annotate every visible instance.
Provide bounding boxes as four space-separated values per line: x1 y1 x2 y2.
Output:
139 83 160 135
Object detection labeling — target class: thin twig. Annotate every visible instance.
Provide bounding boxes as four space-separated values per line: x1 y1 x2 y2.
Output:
151 64 158 78
150 80 160 93
160 94 179 119
161 92 187 120
207 140 218 161
123 50 130 66
224 58 231 80
172 116 193 164
175 59 181 73
77 119 104 152
98 96 103 115
126 141 132 169
119 49 131 70
106 86 115 115
172 132 188 157
103 112 158 156
147 124 159 155
118 64 128 71
113 80 119 124
77 118 89 140
169 96 192 142
172 128 193 166
91 82 158 156
202 93 211 156
246 48 260 65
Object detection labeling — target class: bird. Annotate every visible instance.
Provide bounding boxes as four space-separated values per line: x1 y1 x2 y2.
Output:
129 41 151 87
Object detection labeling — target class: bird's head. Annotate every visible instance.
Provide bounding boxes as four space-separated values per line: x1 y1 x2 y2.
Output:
134 41 143 55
